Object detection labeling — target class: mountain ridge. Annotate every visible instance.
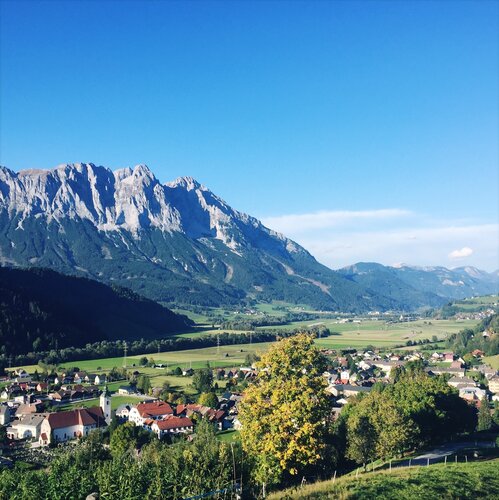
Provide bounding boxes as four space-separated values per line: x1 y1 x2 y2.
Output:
0 163 496 311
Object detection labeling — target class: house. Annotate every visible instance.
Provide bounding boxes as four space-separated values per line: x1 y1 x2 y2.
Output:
472 349 485 358
182 368 194 377
6 414 45 441
1 386 23 400
14 372 32 384
488 375 499 395
39 407 106 446
443 352 454 362
323 372 338 385
151 416 194 438
459 386 487 402
426 366 465 378
118 385 135 395
448 376 476 389
15 401 43 418
50 390 72 402
115 404 132 421
36 383 49 393
358 360 373 371
128 401 174 427
327 384 372 398
94 375 106 386
373 360 403 376
0 405 12 425
474 365 497 380
176 404 226 430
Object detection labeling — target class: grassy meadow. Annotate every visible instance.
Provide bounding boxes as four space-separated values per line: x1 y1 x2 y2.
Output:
483 354 499 370
13 318 476 378
270 459 499 499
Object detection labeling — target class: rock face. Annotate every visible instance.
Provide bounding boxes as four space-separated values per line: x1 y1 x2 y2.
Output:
0 163 289 251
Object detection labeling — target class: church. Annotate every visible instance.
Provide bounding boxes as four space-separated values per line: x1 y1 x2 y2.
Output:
39 387 111 446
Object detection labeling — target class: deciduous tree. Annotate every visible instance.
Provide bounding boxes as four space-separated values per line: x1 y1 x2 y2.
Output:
239 334 333 487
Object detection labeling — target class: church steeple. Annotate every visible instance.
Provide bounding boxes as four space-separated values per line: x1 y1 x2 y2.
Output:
100 385 111 425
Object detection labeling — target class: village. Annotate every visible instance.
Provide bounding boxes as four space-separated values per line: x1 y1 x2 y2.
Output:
0 337 498 466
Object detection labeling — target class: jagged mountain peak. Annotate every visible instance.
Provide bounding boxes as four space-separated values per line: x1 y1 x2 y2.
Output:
0 162 298 254
167 175 206 192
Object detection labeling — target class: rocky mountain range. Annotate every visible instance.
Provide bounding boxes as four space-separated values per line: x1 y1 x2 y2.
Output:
0 163 496 311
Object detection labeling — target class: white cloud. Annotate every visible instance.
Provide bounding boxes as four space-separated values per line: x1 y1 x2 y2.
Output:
262 207 498 271
262 208 411 234
449 247 474 259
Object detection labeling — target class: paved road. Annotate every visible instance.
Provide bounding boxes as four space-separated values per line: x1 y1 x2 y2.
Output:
393 441 495 467
413 441 495 460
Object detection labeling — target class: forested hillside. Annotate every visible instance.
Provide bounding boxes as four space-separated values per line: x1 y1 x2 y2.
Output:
0 267 192 356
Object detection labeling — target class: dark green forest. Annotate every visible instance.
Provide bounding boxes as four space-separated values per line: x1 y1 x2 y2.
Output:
0 267 192 356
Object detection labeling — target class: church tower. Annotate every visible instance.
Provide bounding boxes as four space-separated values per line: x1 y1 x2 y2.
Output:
100 386 112 425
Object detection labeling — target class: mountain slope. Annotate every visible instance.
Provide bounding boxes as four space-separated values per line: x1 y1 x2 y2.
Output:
0 163 406 312
0 267 192 356
338 262 448 308
1 163 495 311
339 262 498 301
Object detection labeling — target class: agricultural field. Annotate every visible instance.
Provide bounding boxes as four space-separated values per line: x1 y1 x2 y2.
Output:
14 343 273 378
13 318 474 378
452 295 498 310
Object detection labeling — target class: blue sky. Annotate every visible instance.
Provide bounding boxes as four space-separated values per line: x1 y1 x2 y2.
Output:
1 1 498 270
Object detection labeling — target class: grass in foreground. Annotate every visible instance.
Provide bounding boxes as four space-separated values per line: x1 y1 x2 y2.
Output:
269 459 499 499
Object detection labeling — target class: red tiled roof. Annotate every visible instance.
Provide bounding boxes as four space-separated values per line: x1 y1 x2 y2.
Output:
47 407 104 429
136 401 173 418
154 417 193 431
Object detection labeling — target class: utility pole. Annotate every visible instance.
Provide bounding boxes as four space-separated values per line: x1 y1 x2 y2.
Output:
123 341 128 368
217 333 221 357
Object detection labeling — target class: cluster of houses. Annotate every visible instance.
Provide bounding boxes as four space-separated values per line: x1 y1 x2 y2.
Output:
1 343 497 453
1 389 111 446
319 348 499 413
1 369 109 404
115 391 243 439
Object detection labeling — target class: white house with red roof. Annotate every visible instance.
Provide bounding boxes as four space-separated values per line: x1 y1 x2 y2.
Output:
151 416 194 438
39 406 106 446
128 401 174 427
38 390 110 446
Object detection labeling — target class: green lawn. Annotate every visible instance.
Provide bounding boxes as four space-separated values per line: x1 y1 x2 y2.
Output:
110 395 148 410
216 429 240 442
484 354 499 370
58 398 100 411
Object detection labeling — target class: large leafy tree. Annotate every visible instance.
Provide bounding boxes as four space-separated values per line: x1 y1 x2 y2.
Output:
198 391 219 408
388 371 476 445
192 368 214 393
477 397 492 432
346 414 376 470
239 334 333 488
